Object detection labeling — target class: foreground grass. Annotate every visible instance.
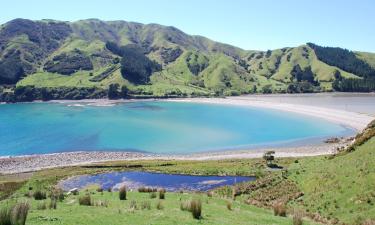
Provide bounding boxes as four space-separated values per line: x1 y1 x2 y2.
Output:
2 188 317 225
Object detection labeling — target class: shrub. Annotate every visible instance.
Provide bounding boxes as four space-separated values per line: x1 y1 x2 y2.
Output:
37 201 47 210
141 201 151 210
273 202 287 217
190 199 202 219
79 195 92 206
149 192 157 199
49 198 57 209
207 191 213 197
159 189 166 200
33 190 47 200
119 186 127 200
11 202 30 225
107 187 112 192
156 201 164 210
96 187 103 193
226 201 232 211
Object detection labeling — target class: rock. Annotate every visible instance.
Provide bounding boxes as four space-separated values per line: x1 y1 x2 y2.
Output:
68 188 79 195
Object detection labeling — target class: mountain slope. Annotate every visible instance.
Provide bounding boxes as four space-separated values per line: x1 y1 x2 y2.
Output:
1 18 375 100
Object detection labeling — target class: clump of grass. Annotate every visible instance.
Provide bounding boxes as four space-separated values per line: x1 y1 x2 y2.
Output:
159 188 166 200
119 186 127 200
0 202 30 225
79 195 92 206
37 201 47 210
50 187 64 201
33 190 46 200
129 200 137 210
0 205 12 225
49 198 57 209
190 199 202 219
138 187 157 193
226 201 232 211
180 200 190 211
149 192 157 199
180 199 202 219
273 202 287 217
293 211 304 225
93 200 108 207
141 201 151 210
156 201 164 210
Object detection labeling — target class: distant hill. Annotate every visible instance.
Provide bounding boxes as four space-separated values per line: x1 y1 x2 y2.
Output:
1 18 375 101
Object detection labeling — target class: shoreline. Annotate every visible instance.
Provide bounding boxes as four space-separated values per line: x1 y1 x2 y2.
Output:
0 141 349 174
0 95 373 174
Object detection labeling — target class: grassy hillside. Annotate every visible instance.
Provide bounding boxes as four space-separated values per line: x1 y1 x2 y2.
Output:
1 18 375 101
286 128 375 224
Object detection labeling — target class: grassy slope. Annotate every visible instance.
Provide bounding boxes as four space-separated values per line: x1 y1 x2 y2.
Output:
23 190 316 225
288 137 375 224
247 45 359 91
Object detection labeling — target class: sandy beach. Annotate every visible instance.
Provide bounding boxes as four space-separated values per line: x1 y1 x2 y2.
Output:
0 95 373 174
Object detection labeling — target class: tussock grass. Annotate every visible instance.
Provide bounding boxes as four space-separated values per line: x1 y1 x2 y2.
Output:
156 201 164 210
0 202 29 225
158 189 166 200
119 186 127 200
79 195 92 206
180 199 202 219
33 190 46 200
273 202 287 217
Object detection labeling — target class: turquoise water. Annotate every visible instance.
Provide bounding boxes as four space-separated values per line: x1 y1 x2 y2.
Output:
59 171 255 192
0 101 351 156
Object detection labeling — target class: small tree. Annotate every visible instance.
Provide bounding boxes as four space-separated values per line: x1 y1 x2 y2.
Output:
108 83 120 99
263 151 275 166
121 85 129 98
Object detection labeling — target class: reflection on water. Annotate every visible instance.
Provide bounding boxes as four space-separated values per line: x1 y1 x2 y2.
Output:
59 171 255 192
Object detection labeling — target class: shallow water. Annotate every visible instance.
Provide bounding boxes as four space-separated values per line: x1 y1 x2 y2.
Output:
58 171 255 192
0 101 351 156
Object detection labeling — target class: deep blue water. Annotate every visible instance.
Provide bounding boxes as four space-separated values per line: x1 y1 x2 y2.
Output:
0 101 352 156
59 171 255 192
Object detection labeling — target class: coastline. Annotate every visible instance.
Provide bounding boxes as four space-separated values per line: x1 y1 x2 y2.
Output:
0 95 373 174
0 141 349 174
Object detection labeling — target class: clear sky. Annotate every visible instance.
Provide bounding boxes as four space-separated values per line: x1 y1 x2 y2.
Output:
1 0 374 52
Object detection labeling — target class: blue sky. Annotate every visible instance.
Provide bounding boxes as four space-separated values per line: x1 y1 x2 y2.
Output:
1 0 374 52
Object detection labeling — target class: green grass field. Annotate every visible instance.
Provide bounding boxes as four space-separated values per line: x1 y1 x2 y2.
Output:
8 189 318 225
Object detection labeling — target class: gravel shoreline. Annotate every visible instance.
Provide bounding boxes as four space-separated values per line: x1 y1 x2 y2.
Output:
0 141 350 174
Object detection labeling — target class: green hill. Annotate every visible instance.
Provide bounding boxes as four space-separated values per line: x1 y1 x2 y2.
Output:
1 18 375 101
